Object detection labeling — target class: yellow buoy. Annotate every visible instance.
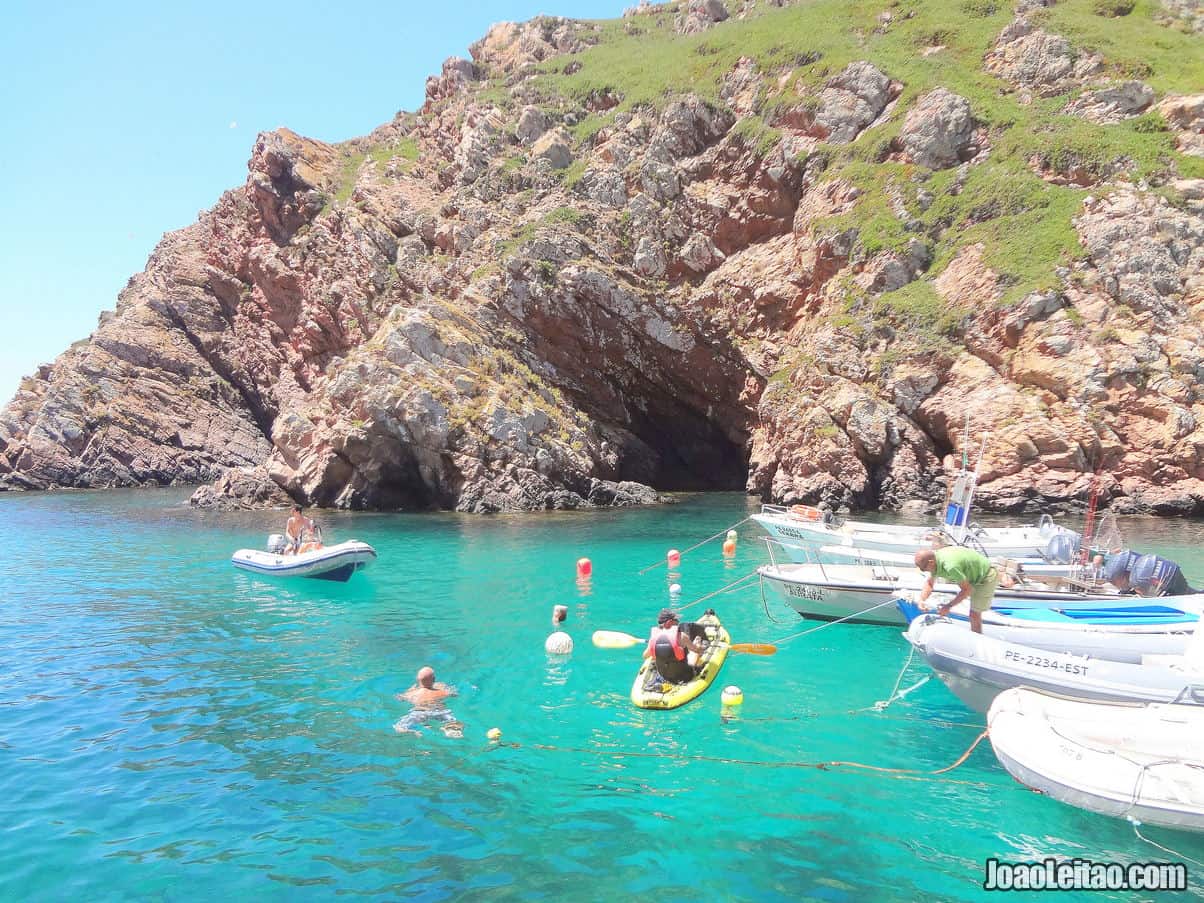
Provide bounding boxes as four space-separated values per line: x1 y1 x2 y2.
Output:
487 727 502 741
721 685 744 707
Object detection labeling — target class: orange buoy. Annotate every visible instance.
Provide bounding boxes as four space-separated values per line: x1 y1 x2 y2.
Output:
667 549 681 567
722 539 736 556
576 557 592 578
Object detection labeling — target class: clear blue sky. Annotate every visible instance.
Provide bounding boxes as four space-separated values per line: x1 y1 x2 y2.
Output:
0 0 620 405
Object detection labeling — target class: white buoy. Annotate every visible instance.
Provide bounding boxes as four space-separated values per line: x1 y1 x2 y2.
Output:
721 685 744 706
669 583 682 596
546 631 574 654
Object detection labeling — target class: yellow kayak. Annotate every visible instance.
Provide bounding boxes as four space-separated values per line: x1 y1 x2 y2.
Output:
631 611 730 709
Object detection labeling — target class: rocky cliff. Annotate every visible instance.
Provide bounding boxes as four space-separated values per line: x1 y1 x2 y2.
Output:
2 0 1202 514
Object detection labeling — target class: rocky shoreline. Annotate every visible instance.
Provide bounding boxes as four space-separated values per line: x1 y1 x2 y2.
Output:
2 0 1202 515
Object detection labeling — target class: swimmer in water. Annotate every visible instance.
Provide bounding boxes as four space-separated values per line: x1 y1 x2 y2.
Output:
394 666 463 738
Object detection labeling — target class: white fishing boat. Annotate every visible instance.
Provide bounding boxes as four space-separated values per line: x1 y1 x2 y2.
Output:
899 604 1198 664
231 534 377 582
758 550 1123 627
989 688 1204 833
904 618 1204 713
754 431 1083 563
754 505 1076 563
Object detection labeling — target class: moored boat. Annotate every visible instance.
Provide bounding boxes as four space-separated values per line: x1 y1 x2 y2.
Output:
758 558 1133 627
988 687 1204 833
631 610 730 710
904 617 1204 713
231 536 377 582
898 603 1198 663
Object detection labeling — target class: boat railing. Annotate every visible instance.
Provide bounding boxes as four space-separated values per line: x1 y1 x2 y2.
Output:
762 536 831 581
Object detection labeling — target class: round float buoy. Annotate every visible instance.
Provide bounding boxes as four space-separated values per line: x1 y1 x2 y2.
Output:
726 529 738 542
576 557 592 578
545 631 574 654
722 539 736 556
487 727 501 741
667 549 681 567
721 685 744 707
669 583 682 596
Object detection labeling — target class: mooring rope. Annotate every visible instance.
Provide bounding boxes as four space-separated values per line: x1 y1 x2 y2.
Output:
484 730 991 785
769 598 898 646
677 571 759 613
1132 820 1204 868
637 515 753 574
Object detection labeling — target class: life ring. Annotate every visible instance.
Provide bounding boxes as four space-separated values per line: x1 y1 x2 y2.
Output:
790 505 823 522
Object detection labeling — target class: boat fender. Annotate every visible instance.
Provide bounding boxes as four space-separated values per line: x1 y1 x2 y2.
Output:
790 505 823 521
721 686 744 706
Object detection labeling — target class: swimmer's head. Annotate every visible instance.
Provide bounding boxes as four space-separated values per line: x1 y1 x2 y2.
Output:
416 666 435 687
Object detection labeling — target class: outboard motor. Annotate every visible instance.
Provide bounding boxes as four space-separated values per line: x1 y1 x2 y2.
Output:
1129 554 1193 597
1042 530 1082 565
267 533 287 554
1104 549 1139 584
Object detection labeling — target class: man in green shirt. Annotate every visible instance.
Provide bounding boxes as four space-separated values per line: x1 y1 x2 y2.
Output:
913 547 998 634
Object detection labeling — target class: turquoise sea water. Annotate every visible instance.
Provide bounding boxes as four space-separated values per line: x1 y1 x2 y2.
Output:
3 488 1204 901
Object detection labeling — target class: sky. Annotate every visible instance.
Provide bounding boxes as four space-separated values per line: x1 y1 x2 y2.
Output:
0 0 621 405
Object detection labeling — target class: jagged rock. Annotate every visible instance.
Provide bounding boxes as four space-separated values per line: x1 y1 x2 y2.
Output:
424 57 479 105
810 61 900 143
469 16 588 74
189 466 293 509
587 478 659 506
1156 0 1204 32
985 20 1100 96
897 88 976 169
634 236 668 277
649 96 735 161
1156 94 1204 157
1075 190 1204 316
676 0 729 34
516 106 550 145
531 127 573 169
678 234 725 274
1065 81 1154 123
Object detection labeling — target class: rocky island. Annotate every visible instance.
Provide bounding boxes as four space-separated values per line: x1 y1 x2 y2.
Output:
1 0 1201 514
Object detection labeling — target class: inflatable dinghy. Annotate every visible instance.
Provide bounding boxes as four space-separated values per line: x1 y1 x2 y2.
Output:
231 534 376 582
989 687 1204 832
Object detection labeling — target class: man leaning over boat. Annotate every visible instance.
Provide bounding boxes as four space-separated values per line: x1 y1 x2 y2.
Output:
914 548 998 634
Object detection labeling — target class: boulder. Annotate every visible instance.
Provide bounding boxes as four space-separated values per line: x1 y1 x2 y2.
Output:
531 127 573 169
898 89 976 169
516 106 550 145
1065 81 1154 124
1156 94 1204 157
811 61 900 143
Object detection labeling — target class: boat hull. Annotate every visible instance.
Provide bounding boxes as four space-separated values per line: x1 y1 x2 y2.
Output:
231 540 377 582
757 563 1198 628
905 619 1204 713
753 509 1058 560
989 688 1204 832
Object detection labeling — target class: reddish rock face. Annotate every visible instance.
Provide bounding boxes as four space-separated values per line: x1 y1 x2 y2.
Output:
3 9 1203 517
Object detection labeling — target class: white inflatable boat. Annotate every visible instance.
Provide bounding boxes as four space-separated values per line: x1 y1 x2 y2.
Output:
989 688 1204 833
904 617 1204 713
231 534 377 582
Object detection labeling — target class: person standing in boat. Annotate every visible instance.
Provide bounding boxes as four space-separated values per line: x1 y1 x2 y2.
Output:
913 548 998 634
644 608 707 684
284 505 322 554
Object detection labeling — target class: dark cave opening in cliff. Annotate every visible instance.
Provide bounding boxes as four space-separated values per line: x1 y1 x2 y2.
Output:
618 406 749 492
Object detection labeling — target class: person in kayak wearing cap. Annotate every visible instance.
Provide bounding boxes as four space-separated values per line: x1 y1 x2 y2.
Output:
644 608 707 684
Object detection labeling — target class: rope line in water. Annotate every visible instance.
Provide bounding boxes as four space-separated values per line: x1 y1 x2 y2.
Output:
637 515 752 574
770 598 897 645
678 572 758 613
1132 820 1204 868
485 730 991 785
